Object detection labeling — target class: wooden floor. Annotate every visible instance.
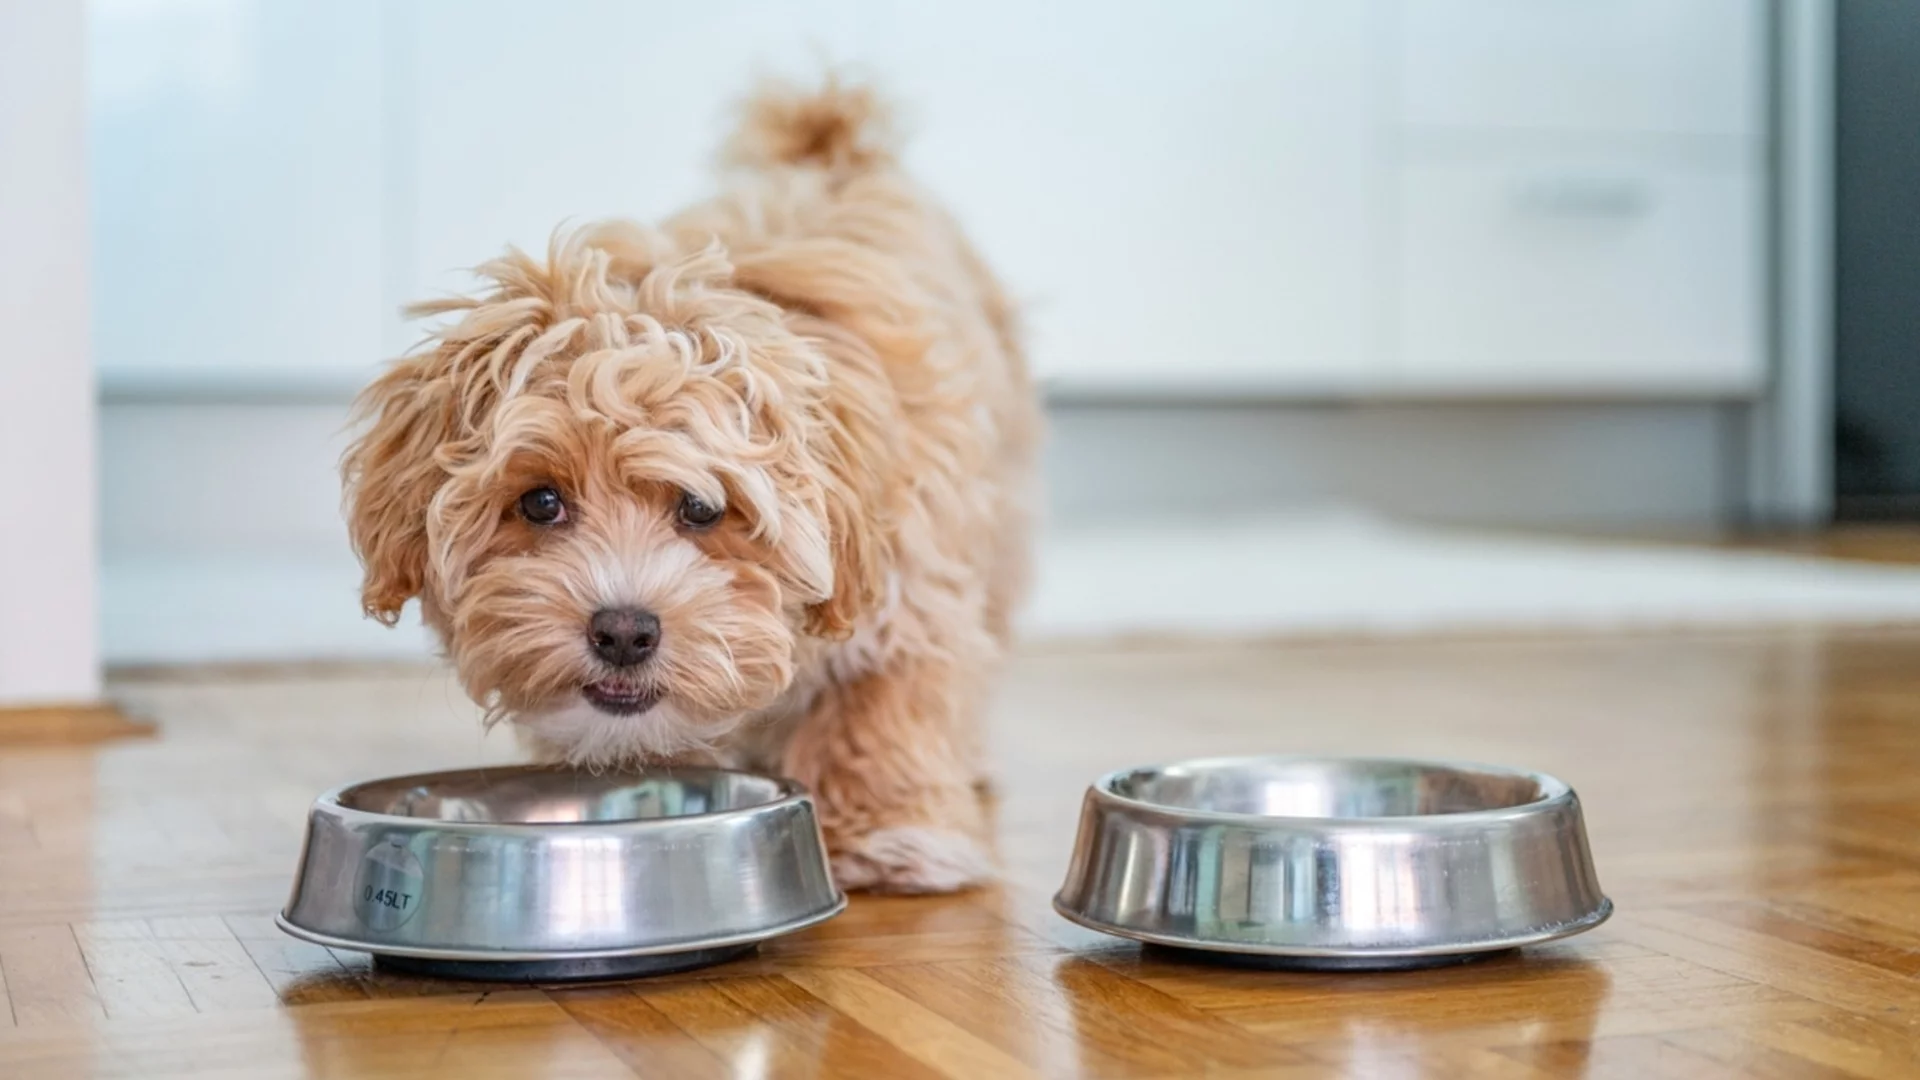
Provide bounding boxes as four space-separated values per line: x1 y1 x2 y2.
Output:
5 626 1920 1078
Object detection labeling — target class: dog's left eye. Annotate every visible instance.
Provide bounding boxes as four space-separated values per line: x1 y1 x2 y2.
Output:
518 486 567 525
676 490 724 529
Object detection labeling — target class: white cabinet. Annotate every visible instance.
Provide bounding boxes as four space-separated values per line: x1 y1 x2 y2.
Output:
867 1 1388 392
1397 0 1765 138
88 0 1770 400
1387 0 1767 396
397 0 1766 398
1395 150 1762 393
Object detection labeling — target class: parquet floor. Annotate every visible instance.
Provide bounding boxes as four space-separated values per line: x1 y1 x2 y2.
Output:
5 625 1920 1077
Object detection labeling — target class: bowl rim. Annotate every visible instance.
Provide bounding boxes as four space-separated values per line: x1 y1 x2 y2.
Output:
276 895 849 962
315 763 812 832
1090 754 1574 827
1049 894 1613 960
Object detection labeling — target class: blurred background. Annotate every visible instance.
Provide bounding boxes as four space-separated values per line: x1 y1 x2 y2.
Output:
10 0 1920 702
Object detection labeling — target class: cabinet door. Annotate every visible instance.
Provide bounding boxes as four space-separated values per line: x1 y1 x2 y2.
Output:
1394 149 1763 394
871 1 1387 393
404 1 1389 395
1397 0 1764 138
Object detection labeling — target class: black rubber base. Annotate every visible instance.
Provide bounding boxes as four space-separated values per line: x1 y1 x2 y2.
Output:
1142 943 1518 972
374 943 757 984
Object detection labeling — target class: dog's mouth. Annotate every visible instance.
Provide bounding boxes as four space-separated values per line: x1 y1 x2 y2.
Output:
582 678 662 717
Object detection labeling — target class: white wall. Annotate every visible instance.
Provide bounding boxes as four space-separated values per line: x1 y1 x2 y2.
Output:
0 1 100 703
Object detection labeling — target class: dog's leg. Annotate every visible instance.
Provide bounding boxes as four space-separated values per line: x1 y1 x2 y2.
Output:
781 659 991 893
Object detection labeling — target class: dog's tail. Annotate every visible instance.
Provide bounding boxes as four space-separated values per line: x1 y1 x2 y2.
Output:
722 73 898 174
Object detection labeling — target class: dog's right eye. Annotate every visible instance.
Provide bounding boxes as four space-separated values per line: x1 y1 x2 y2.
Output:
517 486 567 526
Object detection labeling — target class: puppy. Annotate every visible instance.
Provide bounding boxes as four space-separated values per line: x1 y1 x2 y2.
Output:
342 77 1039 893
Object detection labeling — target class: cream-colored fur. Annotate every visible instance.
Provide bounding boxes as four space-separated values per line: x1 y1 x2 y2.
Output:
342 75 1039 893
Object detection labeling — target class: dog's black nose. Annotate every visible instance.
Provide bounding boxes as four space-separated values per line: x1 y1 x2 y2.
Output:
588 608 660 668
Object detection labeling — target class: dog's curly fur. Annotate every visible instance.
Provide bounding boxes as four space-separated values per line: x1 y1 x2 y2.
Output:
341 76 1039 893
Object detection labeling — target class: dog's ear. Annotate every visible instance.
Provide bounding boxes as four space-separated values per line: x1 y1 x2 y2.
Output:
341 357 458 625
804 337 897 639
729 244 920 639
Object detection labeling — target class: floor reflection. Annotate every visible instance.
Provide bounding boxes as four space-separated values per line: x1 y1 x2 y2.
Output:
285 988 620 1078
1059 944 1612 1078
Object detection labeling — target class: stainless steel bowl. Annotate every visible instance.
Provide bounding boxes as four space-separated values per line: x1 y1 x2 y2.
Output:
278 765 844 981
1054 756 1610 969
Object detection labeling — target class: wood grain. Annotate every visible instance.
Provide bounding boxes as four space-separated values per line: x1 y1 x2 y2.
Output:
5 621 1920 1075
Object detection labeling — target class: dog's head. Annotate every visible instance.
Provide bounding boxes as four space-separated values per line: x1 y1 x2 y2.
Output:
343 223 895 763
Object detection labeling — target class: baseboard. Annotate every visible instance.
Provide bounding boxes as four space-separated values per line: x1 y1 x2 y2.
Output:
0 702 156 744
102 551 439 665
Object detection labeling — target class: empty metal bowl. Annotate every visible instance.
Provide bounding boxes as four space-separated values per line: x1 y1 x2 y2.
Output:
1054 756 1610 969
278 764 844 981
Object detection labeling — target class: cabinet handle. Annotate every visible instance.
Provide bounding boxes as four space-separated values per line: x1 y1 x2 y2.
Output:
1512 176 1651 219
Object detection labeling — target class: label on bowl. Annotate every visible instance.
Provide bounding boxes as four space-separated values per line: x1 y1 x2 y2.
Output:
354 835 425 931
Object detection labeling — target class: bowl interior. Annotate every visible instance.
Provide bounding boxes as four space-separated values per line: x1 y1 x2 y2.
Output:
334 766 787 824
1110 758 1550 818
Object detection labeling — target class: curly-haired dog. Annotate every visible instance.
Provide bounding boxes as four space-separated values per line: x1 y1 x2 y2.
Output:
342 77 1039 893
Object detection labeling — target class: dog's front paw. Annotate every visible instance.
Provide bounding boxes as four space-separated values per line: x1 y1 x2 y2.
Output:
830 827 994 894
